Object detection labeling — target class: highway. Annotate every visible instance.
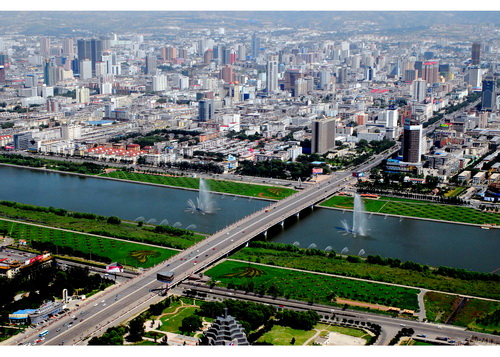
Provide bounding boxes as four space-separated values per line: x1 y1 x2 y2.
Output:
11 144 402 346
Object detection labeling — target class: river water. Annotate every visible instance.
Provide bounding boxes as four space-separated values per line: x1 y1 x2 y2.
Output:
1 165 498 273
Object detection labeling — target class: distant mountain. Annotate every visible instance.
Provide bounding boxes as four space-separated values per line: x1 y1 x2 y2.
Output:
0 11 498 36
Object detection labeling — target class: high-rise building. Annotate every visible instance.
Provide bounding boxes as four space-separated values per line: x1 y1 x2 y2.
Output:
43 59 57 86
221 65 233 83
203 49 213 64
311 117 336 154
422 61 439 84
25 74 37 88
411 78 427 103
77 39 103 75
40 37 50 56
145 54 157 75
468 66 482 89
481 72 496 111
402 118 423 163
62 38 74 59
472 42 481 65
0 65 5 84
251 33 260 59
266 60 278 93
198 99 214 122
76 86 90 104
79 59 92 79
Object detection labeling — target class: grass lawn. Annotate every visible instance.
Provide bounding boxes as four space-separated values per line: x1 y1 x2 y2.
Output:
1 219 177 268
231 247 499 300
256 325 317 345
158 306 200 334
0 202 203 249
424 291 500 334
100 170 296 200
205 260 420 311
321 195 500 226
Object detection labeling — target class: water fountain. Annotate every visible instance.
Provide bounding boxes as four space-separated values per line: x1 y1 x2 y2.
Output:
186 178 218 214
307 243 317 249
341 247 349 255
186 224 197 230
147 218 157 224
134 216 145 222
324 246 333 252
358 249 366 256
173 222 182 228
159 219 169 226
293 241 300 247
337 193 368 237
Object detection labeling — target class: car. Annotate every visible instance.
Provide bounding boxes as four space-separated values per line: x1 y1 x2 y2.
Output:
205 254 209 257
101 300 105 303
416 334 426 338
102 303 106 306
94 303 98 306
212 248 216 250
56 328 61 332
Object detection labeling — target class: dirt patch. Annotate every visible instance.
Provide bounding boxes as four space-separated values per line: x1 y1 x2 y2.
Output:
326 332 366 346
335 298 391 311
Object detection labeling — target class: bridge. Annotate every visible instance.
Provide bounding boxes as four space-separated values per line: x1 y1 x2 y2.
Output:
11 147 398 346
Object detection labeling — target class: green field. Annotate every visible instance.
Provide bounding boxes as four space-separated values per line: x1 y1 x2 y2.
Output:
424 291 500 334
321 195 500 226
158 299 201 334
0 201 203 249
256 325 317 345
1 219 177 268
205 260 420 311
99 170 296 200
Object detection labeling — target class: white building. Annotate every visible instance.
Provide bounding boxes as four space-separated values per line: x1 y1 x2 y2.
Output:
266 60 279 93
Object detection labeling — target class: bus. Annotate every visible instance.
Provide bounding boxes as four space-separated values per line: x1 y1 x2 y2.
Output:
39 330 49 338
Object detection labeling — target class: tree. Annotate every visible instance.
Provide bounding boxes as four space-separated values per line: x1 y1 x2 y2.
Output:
107 216 121 225
180 314 203 334
126 316 145 342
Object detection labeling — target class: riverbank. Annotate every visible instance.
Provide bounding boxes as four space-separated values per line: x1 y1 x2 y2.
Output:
0 162 290 202
320 195 500 229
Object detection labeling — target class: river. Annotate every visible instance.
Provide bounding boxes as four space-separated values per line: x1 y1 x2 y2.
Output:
1 165 498 273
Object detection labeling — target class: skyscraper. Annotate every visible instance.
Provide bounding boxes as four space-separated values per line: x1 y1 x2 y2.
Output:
145 54 157 75
251 33 260 59
266 60 278 93
221 65 233 83
411 78 427 103
402 118 423 163
481 72 496 111
40 37 51 56
77 39 103 75
312 117 336 154
472 42 481 65
422 61 439 84
43 59 57 86
0 65 5 84
198 99 214 122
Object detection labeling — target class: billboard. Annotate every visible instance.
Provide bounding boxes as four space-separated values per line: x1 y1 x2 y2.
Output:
312 167 323 175
106 262 124 273
157 271 175 283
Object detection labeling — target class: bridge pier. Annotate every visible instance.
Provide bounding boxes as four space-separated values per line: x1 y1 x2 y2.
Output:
295 212 300 219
